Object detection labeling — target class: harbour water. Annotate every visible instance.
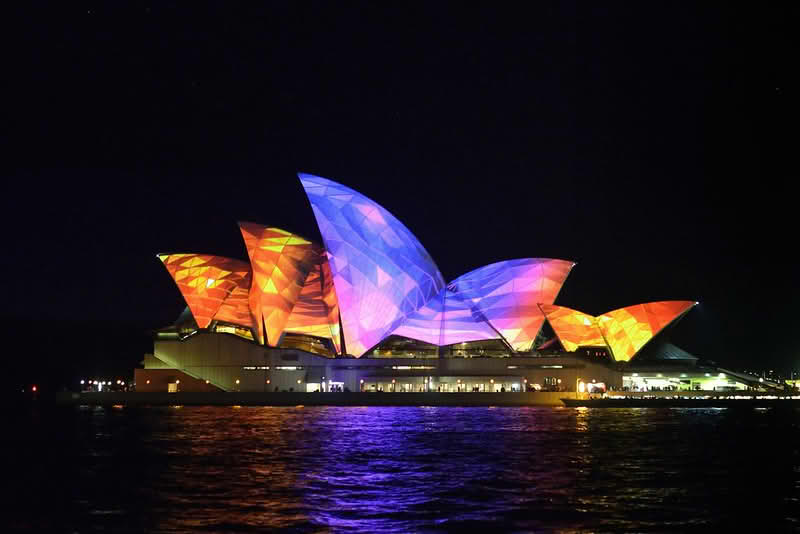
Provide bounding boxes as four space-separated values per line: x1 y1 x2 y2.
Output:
9 404 800 532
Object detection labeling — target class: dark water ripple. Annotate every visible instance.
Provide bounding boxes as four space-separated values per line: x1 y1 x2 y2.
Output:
6 405 800 532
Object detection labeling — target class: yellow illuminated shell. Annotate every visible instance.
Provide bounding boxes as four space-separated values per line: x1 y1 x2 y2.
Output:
158 254 251 329
540 301 697 361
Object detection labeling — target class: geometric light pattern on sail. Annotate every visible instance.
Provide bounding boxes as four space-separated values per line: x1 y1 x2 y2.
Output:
451 258 575 351
299 173 446 357
596 301 697 362
238 222 318 346
157 254 252 329
283 247 342 353
538 304 606 351
391 284 500 346
213 283 255 331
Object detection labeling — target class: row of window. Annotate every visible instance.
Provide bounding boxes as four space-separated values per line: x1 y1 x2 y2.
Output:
241 366 304 371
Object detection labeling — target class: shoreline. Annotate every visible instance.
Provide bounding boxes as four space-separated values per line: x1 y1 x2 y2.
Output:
55 391 800 408
563 397 800 408
56 391 570 407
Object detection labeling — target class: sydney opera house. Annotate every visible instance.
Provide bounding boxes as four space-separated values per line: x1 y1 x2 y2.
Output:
137 174 761 395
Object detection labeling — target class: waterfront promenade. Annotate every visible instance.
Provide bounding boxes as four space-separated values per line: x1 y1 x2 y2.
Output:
56 390 800 408
57 391 570 407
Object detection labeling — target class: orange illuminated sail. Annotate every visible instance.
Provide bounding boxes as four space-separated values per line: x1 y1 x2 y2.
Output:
596 301 697 362
538 304 605 351
283 248 342 353
540 301 696 361
214 284 255 331
158 254 251 329
238 222 318 346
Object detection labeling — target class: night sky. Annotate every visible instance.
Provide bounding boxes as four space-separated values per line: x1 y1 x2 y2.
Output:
3 3 797 386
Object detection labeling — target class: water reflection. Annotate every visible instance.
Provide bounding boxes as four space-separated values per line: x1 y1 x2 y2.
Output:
9 405 800 532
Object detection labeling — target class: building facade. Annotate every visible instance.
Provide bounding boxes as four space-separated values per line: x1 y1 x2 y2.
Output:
137 332 621 394
140 173 764 395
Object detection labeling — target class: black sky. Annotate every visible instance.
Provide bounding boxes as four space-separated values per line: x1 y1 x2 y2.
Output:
3 2 797 379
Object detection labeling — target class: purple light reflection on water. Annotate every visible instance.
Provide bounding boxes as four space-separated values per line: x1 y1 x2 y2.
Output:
296 406 570 531
9 405 800 532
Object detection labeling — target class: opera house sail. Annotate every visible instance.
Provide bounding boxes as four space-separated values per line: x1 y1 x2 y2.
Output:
157 254 253 330
299 173 447 357
392 259 575 351
539 301 698 361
